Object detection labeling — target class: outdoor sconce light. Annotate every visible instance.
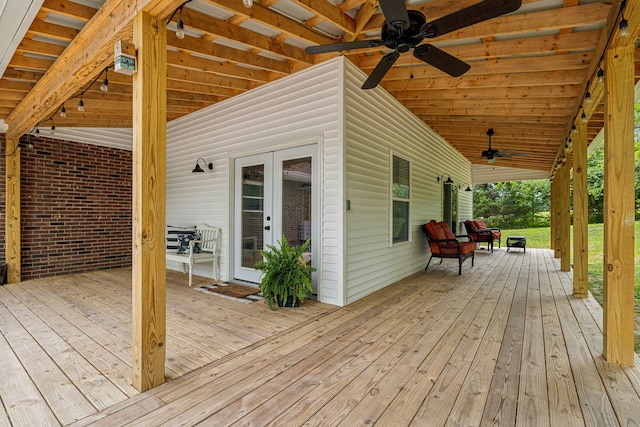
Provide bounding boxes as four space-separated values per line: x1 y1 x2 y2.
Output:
192 158 213 173
460 183 472 192
437 174 454 185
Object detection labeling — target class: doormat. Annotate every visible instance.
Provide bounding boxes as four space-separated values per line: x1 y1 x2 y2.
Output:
195 283 262 304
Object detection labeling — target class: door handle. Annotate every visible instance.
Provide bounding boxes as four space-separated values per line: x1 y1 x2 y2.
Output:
264 225 271 230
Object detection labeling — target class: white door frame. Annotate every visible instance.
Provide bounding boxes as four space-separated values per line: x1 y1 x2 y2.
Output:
232 144 319 292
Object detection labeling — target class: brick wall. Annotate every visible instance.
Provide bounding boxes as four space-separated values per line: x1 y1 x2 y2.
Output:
0 133 132 280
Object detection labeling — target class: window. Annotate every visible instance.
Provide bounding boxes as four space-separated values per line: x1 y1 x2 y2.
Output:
392 154 410 243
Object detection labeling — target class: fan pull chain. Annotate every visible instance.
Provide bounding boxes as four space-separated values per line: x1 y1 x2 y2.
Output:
410 55 414 79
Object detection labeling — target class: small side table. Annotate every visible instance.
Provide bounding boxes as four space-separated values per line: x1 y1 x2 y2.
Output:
507 236 526 252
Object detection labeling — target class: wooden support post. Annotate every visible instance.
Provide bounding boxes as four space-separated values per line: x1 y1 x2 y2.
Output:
131 11 167 391
550 177 558 255
603 44 635 366
5 138 20 283
572 123 588 297
556 162 571 272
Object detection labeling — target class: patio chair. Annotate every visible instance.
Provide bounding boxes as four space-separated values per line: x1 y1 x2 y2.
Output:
422 220 475 275
463 220 502 252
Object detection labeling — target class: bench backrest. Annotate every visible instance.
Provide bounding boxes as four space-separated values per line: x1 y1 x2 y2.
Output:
166 225 196 251
196 223 221 254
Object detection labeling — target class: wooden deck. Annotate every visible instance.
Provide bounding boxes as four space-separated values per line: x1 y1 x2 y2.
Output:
1 248 639 426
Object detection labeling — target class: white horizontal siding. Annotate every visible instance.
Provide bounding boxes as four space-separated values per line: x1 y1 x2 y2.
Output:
343 59 472 304
166 58 343 305
49 128 132 150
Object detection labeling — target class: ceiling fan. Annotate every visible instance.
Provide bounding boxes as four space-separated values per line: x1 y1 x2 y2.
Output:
305 0 522 89
481 128 528 164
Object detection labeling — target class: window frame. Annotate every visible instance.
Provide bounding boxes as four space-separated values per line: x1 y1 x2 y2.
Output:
390 151 411 245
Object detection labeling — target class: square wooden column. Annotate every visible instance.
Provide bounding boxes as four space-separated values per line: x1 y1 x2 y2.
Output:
5 138 20 283
131 11 167 391
572 123 588 297
550 177 558 254
603 44 635 366
556 161 571 272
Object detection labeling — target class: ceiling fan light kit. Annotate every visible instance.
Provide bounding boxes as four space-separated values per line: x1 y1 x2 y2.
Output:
305 0 522 89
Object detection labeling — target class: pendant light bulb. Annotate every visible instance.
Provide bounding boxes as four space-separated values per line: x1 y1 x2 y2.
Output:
78 98 85 112
597 69 604 84
581 112 587 124
50 124 56 135
243 0 253 8
60 104 67 118
584 91 592 105
100 70 109 92
176 17 185 39
619 18 629 37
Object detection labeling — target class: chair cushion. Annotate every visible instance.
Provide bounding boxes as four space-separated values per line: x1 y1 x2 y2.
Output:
438 221 456 240
425 221 446 240
476 220 488 229
459 241 476 255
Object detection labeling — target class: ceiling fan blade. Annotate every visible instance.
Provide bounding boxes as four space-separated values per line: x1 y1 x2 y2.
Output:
362 51 400 89
499 152 529 158
421 0 522 38
379 0 410 30
413 44 470 77
305 39 385 54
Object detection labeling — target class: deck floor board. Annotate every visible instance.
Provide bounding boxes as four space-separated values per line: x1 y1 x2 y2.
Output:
0 249 639 426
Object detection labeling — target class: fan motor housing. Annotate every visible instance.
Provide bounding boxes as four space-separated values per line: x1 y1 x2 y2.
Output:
381 10 427 51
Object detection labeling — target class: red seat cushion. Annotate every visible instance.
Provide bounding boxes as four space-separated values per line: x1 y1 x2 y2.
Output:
459 241 476 255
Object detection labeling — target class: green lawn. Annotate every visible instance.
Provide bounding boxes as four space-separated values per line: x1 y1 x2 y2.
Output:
501 222 640 352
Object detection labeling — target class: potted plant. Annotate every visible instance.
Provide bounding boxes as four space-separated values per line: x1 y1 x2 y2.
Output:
254 234 315 310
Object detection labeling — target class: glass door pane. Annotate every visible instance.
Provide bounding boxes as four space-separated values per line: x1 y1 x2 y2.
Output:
241 164 264 269
280 157 312 256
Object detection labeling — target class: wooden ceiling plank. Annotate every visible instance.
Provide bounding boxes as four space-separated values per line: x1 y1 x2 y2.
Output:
359 30 603 69
410 106 570 117
41 0 97 21
167 66 256 90
166 32 290 74
180 7 311 64
27 18 80 41
377 52 592 81
391 85 581 100
435 3 609 43
382 70 585 91
200 0 329 45
166 50 271 82
402 98 576 109
16 39 67 58
289 0 356 35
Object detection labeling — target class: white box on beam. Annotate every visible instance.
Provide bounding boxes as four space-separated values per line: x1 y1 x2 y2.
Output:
113 40 136 75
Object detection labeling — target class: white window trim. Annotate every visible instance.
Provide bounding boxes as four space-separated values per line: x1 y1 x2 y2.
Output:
390 150 411 246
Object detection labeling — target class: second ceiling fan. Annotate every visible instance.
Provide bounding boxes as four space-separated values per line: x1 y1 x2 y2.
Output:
481 128 529 164
305 0 522 89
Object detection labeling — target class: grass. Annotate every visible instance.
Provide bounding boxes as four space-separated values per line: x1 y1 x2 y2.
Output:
501 222 640 353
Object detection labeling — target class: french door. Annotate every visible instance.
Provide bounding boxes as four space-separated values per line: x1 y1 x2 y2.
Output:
233 145 316 285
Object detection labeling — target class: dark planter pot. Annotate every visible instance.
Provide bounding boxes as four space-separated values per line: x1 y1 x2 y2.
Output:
277 296 300 308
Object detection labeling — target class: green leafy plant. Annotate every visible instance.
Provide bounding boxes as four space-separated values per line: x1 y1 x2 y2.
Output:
254 234 315 310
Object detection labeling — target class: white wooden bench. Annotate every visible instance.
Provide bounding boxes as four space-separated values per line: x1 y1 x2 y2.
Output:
165 223 221 287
